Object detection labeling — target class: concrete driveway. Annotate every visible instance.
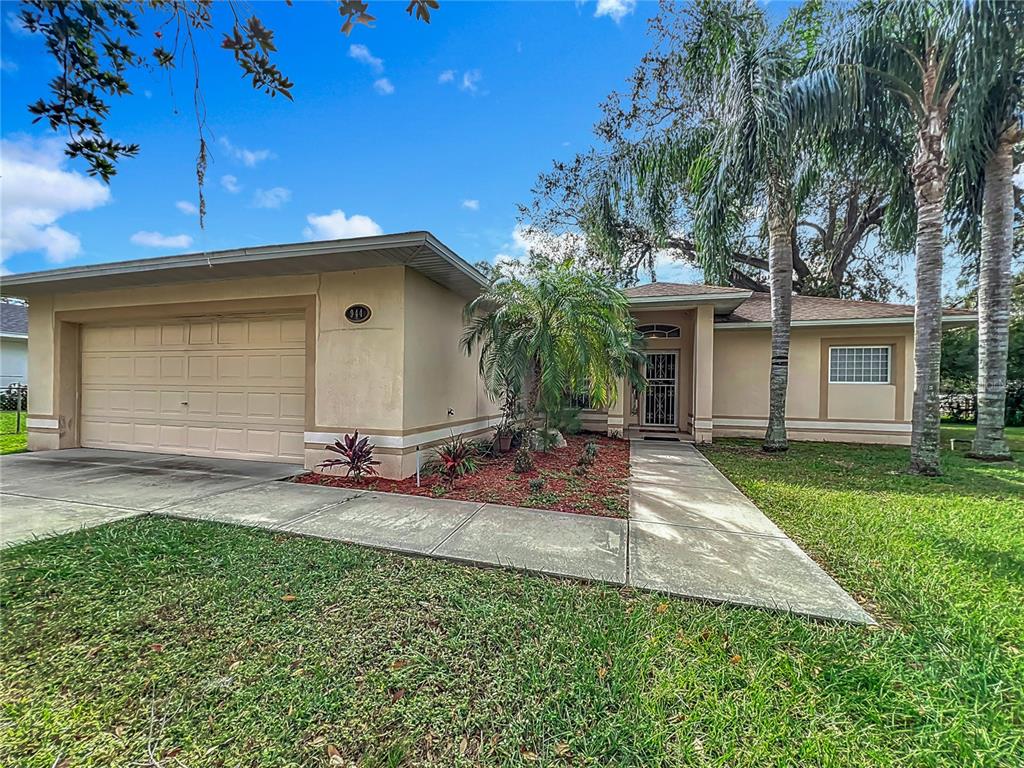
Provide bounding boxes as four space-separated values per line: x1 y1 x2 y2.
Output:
0 449 302 547
1 445 872 625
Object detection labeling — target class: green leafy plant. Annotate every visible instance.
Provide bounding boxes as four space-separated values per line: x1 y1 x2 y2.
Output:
318 432 380 480
513 448 534 474
528 477 545 494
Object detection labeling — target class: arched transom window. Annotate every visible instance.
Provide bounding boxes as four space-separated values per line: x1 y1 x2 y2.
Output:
637 323 681 338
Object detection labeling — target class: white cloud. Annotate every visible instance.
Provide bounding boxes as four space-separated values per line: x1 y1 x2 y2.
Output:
0 136 111 266
594 0 636 22
303 210 383 240
0 57 17 73
252 187 292 209
130 231 193 249
349 43 384 74
175 200 198 215
218 137 273 167
373 77 395 95
462 199 480 211
438 69 455 84
221 174 241 193
460 69 483 93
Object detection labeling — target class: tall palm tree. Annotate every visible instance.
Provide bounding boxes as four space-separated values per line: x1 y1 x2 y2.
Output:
792 0 1015 475
588 0 802 452
948 3 1024 461
461 264 646 441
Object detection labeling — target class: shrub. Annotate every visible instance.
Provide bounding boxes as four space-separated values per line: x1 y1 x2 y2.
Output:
426 432 479 486
318 432 380 480
513 447 534 474
528 476 545 493
577 440 599 468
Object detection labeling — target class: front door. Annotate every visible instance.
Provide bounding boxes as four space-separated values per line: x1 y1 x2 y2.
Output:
642 352 677 427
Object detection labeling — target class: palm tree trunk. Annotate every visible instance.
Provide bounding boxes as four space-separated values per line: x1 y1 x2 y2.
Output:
908 109 948 476
763 203 793 452
969 127 1017 461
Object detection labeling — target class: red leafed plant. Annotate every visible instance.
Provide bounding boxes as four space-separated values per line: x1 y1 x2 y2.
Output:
424 432 478 486
318 431 380 480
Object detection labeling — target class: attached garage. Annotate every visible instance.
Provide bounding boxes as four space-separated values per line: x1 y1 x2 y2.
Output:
79 314 306 462
5 232 498 478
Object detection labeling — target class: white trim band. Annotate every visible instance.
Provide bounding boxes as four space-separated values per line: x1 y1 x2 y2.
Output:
714 417 911 433
27 418 59 429
305 416 501 450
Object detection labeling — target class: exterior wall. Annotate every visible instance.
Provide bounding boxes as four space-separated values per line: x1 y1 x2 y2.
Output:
24 267 492 478
712 323 914 444
1 336 28 386
397 268 499 477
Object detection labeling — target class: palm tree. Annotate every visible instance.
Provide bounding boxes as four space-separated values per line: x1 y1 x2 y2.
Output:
792 0 1016 475
461 263 646 443
948 4 1024 461
588 0 801 451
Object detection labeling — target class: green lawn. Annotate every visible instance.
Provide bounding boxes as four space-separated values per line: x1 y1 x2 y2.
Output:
0 411 28 455
1 428 1022 767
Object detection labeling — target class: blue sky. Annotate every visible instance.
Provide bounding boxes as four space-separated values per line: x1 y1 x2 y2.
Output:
1 0 704 278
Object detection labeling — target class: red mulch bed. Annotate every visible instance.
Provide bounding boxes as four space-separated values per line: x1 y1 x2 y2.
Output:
295 434 631 518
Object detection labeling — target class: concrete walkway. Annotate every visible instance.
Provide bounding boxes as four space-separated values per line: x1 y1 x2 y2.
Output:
627 440 872 623
0 446 871 624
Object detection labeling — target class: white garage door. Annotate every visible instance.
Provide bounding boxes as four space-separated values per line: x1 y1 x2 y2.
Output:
80 314 305 462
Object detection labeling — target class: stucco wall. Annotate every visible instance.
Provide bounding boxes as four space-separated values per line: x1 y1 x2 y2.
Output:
23 266 493 477
0 337 28 386
712 323 914 444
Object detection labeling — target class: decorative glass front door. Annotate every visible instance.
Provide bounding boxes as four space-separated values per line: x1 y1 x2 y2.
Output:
643 352 677 427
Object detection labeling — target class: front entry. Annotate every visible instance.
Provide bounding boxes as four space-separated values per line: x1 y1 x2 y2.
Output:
642 352 678 427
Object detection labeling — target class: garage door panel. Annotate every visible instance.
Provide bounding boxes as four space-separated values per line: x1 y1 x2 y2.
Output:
160 356 186 380
161 324 186 345
158 425 187 451
189 322 215 345
280 393 304 420
80 314 305 463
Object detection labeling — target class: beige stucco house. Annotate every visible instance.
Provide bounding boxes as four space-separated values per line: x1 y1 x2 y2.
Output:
1 231 974 478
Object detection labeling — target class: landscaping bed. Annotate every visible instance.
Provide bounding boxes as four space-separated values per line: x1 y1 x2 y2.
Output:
295 434 631 517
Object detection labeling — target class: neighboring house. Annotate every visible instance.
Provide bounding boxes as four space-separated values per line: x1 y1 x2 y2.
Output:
0 232 975 478
0 300 29 388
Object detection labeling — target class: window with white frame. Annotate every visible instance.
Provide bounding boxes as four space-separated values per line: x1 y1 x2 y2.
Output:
829 345 891 384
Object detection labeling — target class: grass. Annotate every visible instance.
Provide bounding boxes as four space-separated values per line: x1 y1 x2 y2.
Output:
0 411 28 455
1 426 1022 766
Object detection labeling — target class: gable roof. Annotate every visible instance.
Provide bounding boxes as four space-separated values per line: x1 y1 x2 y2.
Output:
625 282 976 327
0 232 490 300
624 283 750 299
0 301 28 336
721 290 975 326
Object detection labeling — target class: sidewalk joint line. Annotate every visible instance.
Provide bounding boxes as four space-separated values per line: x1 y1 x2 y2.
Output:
430 502 486 554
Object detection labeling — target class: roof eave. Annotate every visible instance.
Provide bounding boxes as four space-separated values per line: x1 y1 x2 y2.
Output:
714 314 977 329
628 290 753 315
0 231 490 299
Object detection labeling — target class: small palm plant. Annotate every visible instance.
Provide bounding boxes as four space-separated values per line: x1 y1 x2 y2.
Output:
318 432 380 480
462 262 646 447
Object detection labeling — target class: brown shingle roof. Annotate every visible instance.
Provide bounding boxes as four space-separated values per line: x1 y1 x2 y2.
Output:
623 282 749 298
720 291 975 324
623 282 975 324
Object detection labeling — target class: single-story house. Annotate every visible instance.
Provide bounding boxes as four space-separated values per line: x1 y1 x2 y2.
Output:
0 299 29 388
0 231 975 478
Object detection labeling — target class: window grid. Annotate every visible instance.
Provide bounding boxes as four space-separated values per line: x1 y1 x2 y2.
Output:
829 346 890 384
637 323 681 338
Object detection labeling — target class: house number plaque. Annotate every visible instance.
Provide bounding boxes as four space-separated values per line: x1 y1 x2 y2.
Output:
344 304 372 324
